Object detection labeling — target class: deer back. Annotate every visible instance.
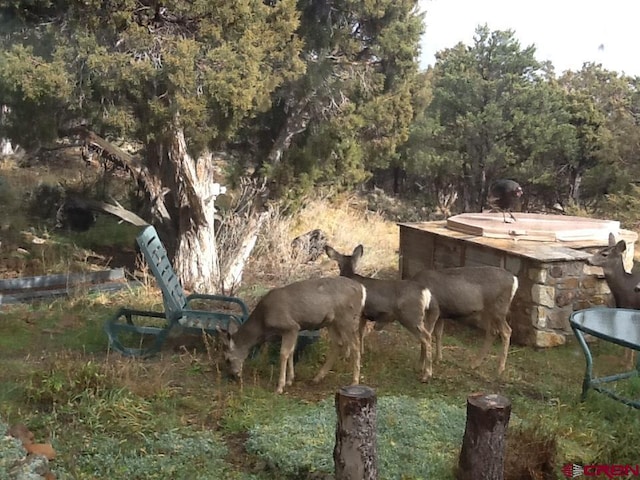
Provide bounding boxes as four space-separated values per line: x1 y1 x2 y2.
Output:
232 276 365 347
325 244 432 320
412 266 517 318
220 276 365 376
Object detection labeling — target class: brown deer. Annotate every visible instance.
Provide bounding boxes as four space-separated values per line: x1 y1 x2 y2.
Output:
325 245 440 382
411 266 519 376
589 233 640 368
218 276 366 394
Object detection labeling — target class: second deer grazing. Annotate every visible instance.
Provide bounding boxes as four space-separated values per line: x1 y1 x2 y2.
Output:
411 266 518 376
589 233 640 368
218 276 366 394
325 245 440 382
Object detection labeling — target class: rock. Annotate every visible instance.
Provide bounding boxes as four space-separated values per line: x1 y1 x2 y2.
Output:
291 229 328 263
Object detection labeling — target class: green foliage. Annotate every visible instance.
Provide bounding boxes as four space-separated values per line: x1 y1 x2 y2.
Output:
412 25 573 211
0 316 32 353
24 360 117 410
220 388 312 434
246 396 465 479
0 0 306 162
0 173 14 206
25 182 65 221
58 430 236 480
595 184 640 230
257 0 424 198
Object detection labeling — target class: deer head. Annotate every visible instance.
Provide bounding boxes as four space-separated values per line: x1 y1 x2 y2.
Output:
325 244 364 277
217 321 243 379
588 233 626 268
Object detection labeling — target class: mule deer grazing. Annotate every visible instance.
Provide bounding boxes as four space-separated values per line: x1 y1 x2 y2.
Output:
325 245 440 382
590 233 640 368
218 276 366 394
411 266 518 376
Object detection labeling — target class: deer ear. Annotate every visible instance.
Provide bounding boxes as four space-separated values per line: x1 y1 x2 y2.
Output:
616 240 627 253
353 244 364 259
216 324 234 346
325 245 337 260
608 233 616 246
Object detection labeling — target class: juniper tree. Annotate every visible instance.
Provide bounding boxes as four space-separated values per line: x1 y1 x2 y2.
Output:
0 0 304 291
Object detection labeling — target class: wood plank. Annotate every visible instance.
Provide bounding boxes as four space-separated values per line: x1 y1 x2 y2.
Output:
0 280 139 305
0 269 124 291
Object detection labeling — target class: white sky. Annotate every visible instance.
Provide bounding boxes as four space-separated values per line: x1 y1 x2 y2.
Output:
418 0 640 77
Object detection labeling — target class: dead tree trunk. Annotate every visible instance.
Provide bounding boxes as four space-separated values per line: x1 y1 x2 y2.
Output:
457 393 512 480
334 385 377 480
153 124 220 293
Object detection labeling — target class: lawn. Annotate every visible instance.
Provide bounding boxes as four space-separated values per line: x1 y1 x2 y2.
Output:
1 158 639 479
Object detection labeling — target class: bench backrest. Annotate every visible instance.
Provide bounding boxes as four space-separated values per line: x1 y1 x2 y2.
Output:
137 225 188 320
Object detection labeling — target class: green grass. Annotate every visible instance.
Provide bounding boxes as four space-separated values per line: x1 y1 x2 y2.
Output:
2 293 639 479
246 396 465 479
2 160 640 479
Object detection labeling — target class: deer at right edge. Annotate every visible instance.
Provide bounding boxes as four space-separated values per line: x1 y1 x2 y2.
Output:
589 232 640 368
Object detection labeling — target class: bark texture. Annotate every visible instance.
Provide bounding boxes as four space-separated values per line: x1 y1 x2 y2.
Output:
156 125 220 292
457 393 512 480
334 385 377 480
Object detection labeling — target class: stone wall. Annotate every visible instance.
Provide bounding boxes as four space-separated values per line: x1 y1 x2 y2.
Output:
509 256 613 347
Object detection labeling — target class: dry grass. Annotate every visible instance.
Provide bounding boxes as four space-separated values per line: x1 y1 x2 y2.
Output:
291 194 399 275
240 193 399 305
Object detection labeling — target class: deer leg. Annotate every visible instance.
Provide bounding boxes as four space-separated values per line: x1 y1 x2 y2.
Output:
434 318 445 363
398 312 433 382
359 317 371 355
418 324 433 382
497 322 512 375
472 324 496 370
276 332 298 394
286 350 295 386
313 329 340 384
351 334 362 385
396 297 434 382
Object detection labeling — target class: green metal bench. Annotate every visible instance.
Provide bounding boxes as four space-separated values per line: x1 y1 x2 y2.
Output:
104 225 249 357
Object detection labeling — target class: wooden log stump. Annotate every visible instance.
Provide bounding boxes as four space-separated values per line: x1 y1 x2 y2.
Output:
457 393 511 480
334 385 377 480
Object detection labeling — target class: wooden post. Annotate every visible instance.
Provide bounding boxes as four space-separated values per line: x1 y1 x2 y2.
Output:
334 385 377 480
457 393 511 480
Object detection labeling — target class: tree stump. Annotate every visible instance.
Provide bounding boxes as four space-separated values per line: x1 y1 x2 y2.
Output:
334 385 377 480
457 393 512 480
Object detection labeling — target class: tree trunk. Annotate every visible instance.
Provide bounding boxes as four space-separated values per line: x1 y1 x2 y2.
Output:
457 393 511 480
265 95 311 168
62 124 229 293
170 127 220 293
334 385 377 480
570 169 582 204
149 123 221 292
1 105 16 155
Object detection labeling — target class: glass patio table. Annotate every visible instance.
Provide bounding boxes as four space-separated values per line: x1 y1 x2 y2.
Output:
570 308 640 409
